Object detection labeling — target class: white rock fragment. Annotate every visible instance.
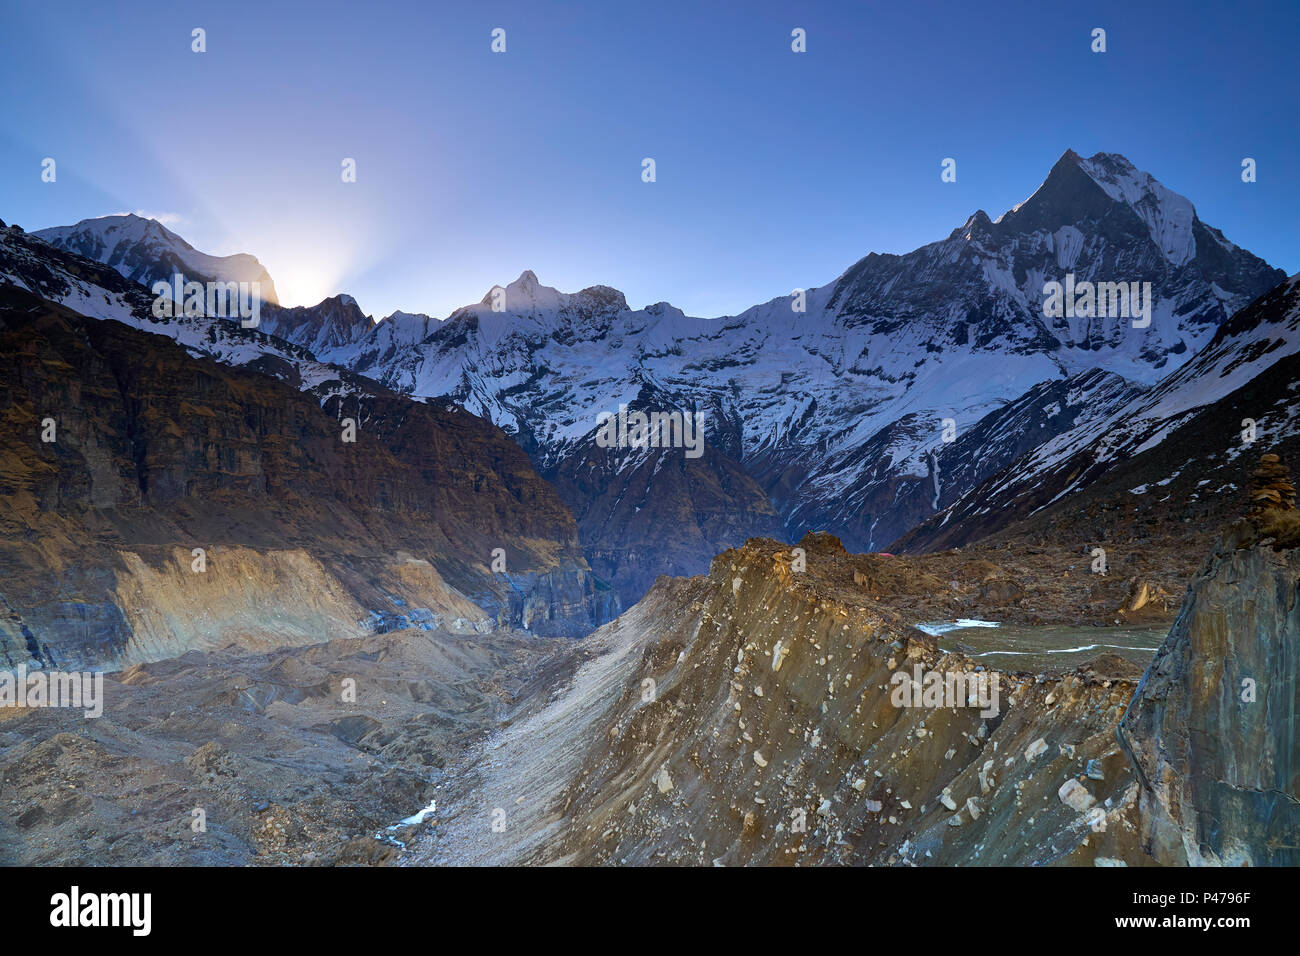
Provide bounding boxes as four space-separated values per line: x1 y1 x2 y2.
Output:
1025 738 1048 761
654 768 673 793
979 759 995 794
753 751 768 768
1058 778 1096 812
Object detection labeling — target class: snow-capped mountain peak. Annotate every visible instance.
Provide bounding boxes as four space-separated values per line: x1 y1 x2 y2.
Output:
997 150 1204 268
256 293 374 359
34 214 279 304
469 271 635 327
478 269 566 313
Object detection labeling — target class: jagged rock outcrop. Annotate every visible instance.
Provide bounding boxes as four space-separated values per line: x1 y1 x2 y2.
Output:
1118 524 1300 865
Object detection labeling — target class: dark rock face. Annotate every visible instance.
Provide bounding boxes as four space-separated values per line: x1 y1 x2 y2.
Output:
544 417 785 607
504 566 620 634
1119 531 1300 865
0 287 613 667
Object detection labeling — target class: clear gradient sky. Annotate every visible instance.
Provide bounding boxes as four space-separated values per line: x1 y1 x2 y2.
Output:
1 0 1296 319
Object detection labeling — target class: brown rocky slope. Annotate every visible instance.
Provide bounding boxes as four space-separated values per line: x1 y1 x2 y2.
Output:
413 520 1297 866
415 533 1152 866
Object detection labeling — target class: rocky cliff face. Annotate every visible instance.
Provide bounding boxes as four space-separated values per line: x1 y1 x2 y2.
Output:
416 521 1298 866
1119 527 1300 866
0 287 613 668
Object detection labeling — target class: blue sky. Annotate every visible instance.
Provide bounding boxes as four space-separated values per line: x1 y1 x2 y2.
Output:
1 0 1296 318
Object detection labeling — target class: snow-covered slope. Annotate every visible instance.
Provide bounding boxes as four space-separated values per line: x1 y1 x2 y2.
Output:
257 294 376 360
899 272 1300 552
336 151 1281 565
34 214 279 304
0 221 360 401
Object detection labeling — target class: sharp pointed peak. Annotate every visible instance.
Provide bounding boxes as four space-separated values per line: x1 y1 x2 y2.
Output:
316 292 360 308
950 208 995 240
993 149 1130 227
471 271 633 317
504 269 545 292
478 270 562 311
